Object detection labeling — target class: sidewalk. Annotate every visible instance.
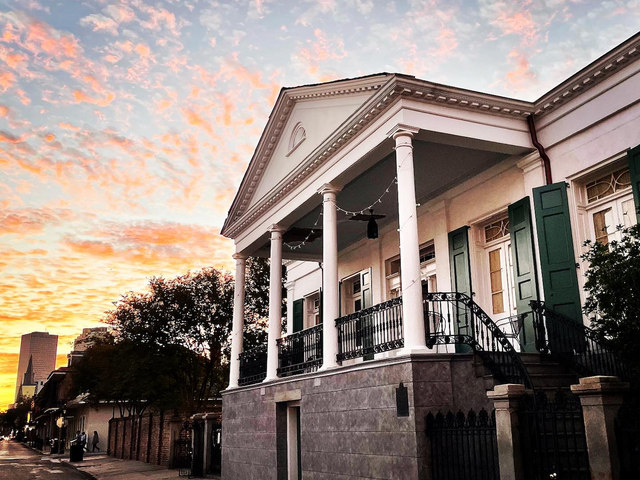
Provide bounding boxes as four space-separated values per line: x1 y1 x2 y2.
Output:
60 455 182 479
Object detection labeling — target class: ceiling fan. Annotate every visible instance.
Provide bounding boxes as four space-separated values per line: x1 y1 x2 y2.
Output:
348 209 386 239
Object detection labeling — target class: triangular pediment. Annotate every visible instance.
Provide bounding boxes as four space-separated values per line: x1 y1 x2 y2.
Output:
223 74 392 234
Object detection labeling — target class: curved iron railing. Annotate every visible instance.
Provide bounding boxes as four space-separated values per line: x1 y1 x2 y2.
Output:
424 292 533 389
238 344 267 386
277 324 323 377
529 300 629 382
336 297 403 361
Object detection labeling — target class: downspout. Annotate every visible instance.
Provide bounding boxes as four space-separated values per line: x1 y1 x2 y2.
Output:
526 114 553 185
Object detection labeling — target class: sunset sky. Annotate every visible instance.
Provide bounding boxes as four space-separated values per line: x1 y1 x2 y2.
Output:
0 0 638 410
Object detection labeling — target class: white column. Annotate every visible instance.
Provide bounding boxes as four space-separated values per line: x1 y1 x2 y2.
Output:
318 184 341 370
228 253 246 389
389 125 428 354
265 225 285 382
285 281 295 335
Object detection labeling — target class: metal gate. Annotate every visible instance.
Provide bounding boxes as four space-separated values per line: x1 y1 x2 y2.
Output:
520 389 590 480
174 421 192 477
208 420 222 476
425 408 499 480
192 420 204 477
615 399 640 479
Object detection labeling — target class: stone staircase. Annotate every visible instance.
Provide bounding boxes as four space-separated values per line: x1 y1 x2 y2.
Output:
475 352 579 391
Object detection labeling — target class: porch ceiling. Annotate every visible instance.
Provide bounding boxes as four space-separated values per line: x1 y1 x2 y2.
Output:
252 134 530 260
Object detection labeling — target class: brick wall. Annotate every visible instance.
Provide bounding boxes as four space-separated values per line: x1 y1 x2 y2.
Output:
108 411 180 468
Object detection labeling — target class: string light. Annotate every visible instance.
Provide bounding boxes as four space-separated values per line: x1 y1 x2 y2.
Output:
283 174 400 250
283 211 323 250
335 176 398 216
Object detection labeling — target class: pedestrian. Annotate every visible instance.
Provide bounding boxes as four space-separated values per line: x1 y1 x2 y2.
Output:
92 431 100 452
80 431 87 452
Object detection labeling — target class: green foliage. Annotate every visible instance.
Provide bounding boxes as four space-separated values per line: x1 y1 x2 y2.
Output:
582 224 640 379
243 257 287 350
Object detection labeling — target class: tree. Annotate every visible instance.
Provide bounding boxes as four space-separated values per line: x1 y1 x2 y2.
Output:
0 396 31 437
71 258 284 415
243 257 287 351
582 224 640 380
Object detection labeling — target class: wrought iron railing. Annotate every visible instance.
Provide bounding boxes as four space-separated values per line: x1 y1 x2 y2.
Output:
529 300 629 382
238 344 267 386
425 408 499 480
277 324 323 377
336 297 403 361
424 292 533 388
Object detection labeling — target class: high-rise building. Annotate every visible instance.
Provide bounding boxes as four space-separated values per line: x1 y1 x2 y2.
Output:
14 332 58 403
67 327 109 365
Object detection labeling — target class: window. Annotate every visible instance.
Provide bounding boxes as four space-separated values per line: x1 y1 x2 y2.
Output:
287 122 306 156
304 292 320 327
584 167 636 245
482 216 516 319
386 242 436 298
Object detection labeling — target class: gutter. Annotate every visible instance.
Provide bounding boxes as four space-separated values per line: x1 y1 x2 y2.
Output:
526 115 552 185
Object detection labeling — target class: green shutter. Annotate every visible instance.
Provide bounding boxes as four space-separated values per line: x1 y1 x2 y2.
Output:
532 182 582 323
628 144 640 224
292 299 304 332
448 226 472 353
508 196 539 352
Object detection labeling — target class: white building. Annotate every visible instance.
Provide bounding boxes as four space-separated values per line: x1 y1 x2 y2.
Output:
220 33 640 480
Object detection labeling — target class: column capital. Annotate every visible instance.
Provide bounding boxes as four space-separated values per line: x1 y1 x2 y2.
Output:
268 224 286 234
386 123 419 140
285 280 296 290
232 253 247 261
318 183 342 196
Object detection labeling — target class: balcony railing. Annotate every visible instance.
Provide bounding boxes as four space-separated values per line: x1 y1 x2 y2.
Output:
336 297 404 361
277 324 323 377
238 344 267 386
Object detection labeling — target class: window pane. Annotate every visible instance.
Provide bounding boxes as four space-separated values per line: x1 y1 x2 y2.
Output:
621 199 636 228
593 208 612 245
586 168 631 203
492 293 504 314
484 218 510 243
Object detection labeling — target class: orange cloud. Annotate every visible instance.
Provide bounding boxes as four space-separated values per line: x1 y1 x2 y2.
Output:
73 90 116 107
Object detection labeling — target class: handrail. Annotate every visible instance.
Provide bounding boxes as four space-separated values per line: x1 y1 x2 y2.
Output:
424 292 533 389
238 344 267 386
529 300 630 382
277 324 323 376
335 297 403 361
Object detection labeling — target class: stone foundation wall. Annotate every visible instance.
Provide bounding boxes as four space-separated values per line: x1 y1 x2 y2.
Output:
222 353 490 480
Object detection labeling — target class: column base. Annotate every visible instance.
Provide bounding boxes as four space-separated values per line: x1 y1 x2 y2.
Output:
318 362 339 372
398 345 431 356
263 375 278 383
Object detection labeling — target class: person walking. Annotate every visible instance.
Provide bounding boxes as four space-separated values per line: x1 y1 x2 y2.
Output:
92 431 100 452
80 431 87 452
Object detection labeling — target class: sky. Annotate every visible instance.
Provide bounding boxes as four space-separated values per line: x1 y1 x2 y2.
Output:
0 0 638 410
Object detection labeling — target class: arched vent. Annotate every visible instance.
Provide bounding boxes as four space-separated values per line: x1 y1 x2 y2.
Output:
287 122 306 156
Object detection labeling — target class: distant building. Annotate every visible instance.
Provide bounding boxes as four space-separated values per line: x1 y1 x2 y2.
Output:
14 332 58 403
67 327 109 365
17 355 37 399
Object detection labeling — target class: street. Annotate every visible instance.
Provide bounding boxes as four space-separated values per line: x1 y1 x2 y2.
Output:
0 440 86 479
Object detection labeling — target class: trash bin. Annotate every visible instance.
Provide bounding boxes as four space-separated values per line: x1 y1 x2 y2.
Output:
70 443 84 462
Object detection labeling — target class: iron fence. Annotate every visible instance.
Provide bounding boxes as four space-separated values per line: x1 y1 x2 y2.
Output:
425 408 499 480
520 389 590 480
174 421 192 477
615 398 640 479
529 300 629 382
335 297 403 361
277 324 322 376
238 344 267 386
